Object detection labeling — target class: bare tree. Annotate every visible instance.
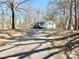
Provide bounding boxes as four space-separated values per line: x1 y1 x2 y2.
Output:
66 0 73 30
0 9 5 29
74 0 77 30
0 0 28 29
58 0 79 30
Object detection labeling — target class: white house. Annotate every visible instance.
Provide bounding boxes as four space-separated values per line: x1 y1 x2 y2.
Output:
33 21 56 29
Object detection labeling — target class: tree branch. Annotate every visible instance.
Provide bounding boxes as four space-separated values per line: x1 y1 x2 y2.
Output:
18 8 26 12
16 0 28 8
16 9 25 16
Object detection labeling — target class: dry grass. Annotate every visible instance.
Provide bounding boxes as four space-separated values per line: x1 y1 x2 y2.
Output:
0 39 10 46
48 30 74 36
0 29 77 46
0 29 25 46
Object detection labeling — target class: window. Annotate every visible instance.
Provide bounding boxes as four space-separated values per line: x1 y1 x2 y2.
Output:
49 22 51 25
40 22 44 25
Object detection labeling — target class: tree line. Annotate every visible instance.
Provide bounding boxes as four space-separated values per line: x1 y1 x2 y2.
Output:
0 0 79 31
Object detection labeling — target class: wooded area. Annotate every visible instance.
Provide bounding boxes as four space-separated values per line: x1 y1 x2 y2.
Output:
0 0 79 30
0 0 79 59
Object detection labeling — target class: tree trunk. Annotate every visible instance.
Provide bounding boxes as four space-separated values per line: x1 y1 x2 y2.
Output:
78 4 79 29
74 0 77 30
67 0 73 30
11 4 15 29
12 10 15 29
77 0 79 30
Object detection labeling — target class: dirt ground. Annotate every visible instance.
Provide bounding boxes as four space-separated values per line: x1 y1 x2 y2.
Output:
0 29 79 59
0 29 25 46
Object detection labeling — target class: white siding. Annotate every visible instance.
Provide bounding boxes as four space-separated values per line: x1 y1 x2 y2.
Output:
39 21 56 29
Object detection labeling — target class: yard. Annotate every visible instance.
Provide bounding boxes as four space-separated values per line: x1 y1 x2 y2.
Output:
0 29 79 59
